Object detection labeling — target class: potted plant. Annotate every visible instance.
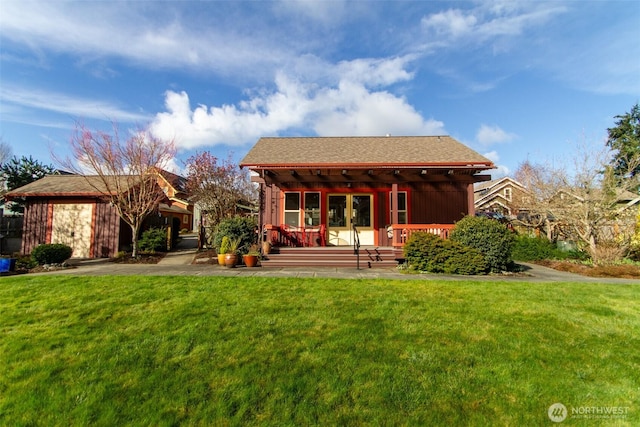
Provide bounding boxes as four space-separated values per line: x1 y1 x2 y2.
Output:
217 236 230 265
262 239 272 255
243 244 260 267
223 237 241 268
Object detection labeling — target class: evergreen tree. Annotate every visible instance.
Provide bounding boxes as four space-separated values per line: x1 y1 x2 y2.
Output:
606 103 640 183
0 156 56 213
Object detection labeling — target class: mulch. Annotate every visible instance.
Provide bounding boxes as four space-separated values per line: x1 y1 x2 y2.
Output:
536 260 640 279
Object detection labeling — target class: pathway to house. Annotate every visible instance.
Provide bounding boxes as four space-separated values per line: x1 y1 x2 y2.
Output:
157 233 199 265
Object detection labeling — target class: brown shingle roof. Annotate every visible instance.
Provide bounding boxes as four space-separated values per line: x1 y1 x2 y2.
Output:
5 175 134 198
240 136 494 168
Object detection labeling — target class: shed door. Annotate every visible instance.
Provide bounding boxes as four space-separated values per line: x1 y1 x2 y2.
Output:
51 203 94 258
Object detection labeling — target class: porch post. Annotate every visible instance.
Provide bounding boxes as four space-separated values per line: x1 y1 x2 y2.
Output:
467 183 475 216
391 183 399 225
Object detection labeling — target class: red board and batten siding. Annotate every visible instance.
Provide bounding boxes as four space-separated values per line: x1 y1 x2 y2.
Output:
261 181 471 247
91 202 121 258
21 199 49 255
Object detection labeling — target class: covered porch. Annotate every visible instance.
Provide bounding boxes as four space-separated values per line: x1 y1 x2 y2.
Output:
240 136 495 254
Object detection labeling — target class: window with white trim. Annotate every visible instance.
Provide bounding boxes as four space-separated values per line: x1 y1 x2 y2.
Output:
390 191 407 224
284 192 301 226
504 188 512 201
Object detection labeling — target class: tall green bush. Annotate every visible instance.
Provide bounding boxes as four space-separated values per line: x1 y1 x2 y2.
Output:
404 231 488 275
31 243 73 265
213 216 257 255
450 216 515 273
404 232 445 272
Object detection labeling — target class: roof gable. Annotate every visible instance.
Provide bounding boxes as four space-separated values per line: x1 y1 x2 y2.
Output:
240 136 493 169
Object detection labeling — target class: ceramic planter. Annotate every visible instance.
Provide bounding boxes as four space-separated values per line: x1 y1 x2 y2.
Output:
224 253 238 268
243 254 259 267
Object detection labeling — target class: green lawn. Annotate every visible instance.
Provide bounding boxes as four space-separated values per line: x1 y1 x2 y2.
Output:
0 276 638 425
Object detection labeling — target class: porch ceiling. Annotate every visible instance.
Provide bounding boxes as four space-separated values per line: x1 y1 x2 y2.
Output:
252 166 492 186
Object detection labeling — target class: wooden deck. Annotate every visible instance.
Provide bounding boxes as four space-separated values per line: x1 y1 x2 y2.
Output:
261 246 403 268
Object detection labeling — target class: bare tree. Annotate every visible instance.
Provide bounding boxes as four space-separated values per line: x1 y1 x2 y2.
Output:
0 138 12 164
62 123 176 257
184 151 256 246
513 142 640 264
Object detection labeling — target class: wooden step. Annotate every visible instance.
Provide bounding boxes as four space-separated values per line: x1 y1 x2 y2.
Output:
261 246 402 268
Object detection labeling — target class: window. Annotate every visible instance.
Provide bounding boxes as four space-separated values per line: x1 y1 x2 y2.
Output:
183 215 189 224
284 192 300 226
304 192 321 226
390 191 407 224
504 188 512 201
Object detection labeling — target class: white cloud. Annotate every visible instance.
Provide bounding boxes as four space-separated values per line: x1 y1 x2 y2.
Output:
0 86 149 123
0 1 292 79
476 124 516 146
336 56 416 87
275 0 346 25
150 59 445 150
483 150 510 178
421 9 478 39
420 3 566 45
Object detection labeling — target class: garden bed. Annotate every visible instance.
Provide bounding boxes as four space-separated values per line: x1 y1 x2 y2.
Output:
536 260 640 279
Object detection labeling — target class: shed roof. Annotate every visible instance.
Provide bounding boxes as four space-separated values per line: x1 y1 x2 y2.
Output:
4 175 128 198
240 136 494 169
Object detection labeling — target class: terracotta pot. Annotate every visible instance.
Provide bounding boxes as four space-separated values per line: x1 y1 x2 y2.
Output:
243 254 259 267
224 253 238 268
217 254 227 265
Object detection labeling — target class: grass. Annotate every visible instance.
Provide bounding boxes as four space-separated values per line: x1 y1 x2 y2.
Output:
1 276 638 425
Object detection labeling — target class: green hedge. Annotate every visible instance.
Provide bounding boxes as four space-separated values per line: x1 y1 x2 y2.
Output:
450 216 515 273
404 232 488 275
31 243 73 265
512 235 588 261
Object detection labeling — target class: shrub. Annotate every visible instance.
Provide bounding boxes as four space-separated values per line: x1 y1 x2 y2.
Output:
512 235 558 261
512 235 589 261
31 243 73 265
404 232 488 275
138 227 168 253
219 236 230 255
450 216 515 273
440 240 488 275
15 254 38 270
213 216 257 255
404 232 445 272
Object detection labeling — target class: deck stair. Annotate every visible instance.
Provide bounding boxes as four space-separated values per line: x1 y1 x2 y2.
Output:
261 246 401 268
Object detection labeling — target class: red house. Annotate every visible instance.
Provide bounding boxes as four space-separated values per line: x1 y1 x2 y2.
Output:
240 136 494 259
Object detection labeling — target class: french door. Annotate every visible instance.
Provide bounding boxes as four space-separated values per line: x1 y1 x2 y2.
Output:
327 194 374 245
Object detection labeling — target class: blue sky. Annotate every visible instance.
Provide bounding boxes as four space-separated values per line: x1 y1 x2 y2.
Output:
1 0 638 177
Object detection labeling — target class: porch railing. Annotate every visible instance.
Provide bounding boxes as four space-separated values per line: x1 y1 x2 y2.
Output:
390 224 455 247
264 223 455 248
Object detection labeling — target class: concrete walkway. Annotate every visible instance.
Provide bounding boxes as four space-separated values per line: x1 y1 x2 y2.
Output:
23 234 639 284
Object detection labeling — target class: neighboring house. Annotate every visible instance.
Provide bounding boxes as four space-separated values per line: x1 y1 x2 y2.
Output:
157 169 194 232
5 172 193 258
474 177 528 217
240 136 494 248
